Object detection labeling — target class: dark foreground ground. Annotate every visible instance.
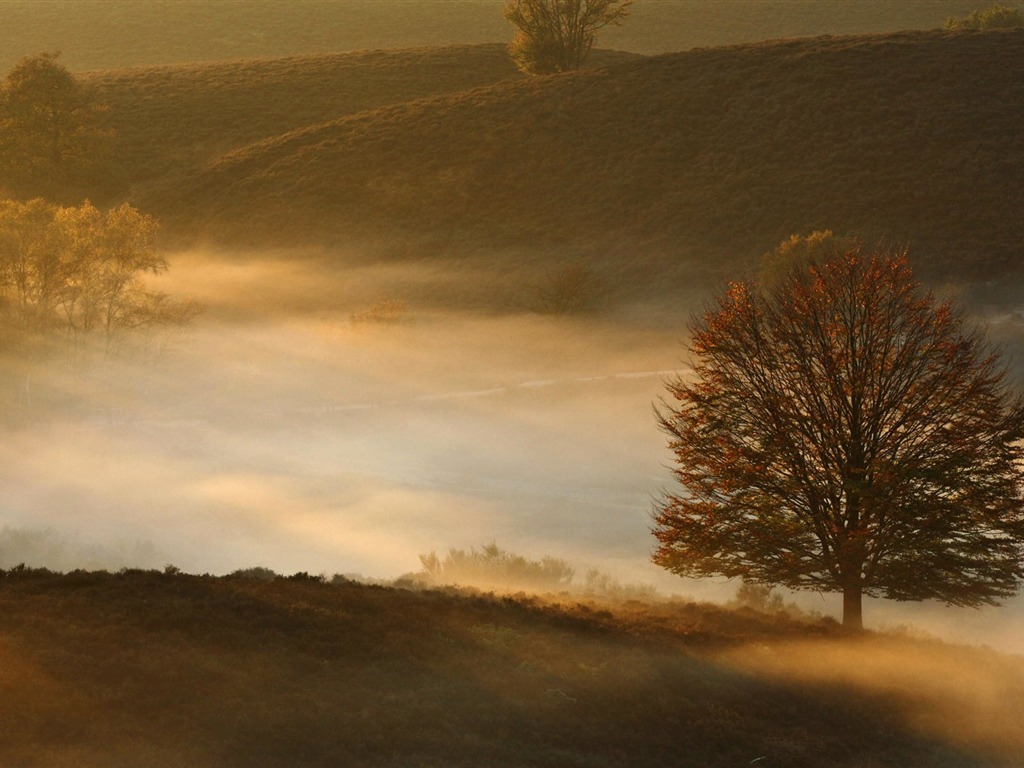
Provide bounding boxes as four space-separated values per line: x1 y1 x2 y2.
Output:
0 568 1020 767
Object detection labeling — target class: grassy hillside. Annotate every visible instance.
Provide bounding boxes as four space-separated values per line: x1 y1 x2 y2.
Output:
83 44 637 200
81 45 519 197
1 567 1021 767
142 30 1024 282
0 0 987 72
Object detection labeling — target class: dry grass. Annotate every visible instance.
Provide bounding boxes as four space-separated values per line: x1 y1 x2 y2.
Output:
1 567 1018 767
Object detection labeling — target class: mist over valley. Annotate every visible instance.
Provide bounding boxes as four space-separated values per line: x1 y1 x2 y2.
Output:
2 2 1024 766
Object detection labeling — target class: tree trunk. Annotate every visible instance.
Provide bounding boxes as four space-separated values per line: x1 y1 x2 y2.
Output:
842 584 863 632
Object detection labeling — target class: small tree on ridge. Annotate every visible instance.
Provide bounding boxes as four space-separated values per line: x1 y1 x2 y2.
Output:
503 0 635 75
653 246 1024 630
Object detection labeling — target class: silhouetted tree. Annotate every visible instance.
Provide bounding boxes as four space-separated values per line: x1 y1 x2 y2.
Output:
0 52 109 198
502 0 635 75
654 246 1024 631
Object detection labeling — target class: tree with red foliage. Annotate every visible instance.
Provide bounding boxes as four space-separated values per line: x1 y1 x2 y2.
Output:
653 246 1024 630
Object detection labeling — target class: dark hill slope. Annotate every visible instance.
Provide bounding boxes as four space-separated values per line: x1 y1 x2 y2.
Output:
150 30 1024 280
86 45 637 196
83 44 524 195
0 568 1016 767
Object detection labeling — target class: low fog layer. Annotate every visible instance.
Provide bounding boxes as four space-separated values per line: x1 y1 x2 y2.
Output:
0 250 687 580
1 249 1023 653
715 635 1024 762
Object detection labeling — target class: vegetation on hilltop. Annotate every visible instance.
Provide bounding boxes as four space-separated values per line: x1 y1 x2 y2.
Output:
1 566 1021 767
142 30 1024 283
945 3 1024 29
504 0 636 74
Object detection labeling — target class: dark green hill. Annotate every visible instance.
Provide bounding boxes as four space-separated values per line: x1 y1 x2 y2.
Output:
143 30 1024 281
0 567 1019 767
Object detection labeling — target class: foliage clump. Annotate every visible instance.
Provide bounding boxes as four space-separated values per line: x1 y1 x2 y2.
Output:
945 4 1023 30
758 230 858 286
418 543 575 593
0 198 196 350
229 566 278 581
503 0 635 75
732 581 785 613
413 543 663 602
350 298 409 325
520 262 607 315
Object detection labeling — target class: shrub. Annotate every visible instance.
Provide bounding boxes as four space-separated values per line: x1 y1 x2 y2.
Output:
731 581 785 613
350 298 409 325
229 566 278 581
945 4 1024 30
520 263 607 315
581 568 660 602
418 543 574 592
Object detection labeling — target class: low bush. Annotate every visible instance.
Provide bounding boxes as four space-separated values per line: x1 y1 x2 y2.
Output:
945 4 1023 30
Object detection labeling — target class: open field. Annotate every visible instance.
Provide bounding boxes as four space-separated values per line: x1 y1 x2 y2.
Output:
1 567 1022 768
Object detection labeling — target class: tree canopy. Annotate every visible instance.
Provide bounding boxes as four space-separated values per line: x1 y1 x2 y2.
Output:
653 246 1024 630
0 52 109 199
502 0 635 75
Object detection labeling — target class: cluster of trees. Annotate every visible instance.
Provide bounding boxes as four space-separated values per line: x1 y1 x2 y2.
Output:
0 198 195 352
654 238 1024 630
0 52 192 369
415 543 659 600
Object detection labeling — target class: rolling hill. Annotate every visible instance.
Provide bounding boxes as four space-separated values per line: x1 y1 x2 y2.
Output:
127 29 1024 284
83 44 637 204
82 45 525 197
